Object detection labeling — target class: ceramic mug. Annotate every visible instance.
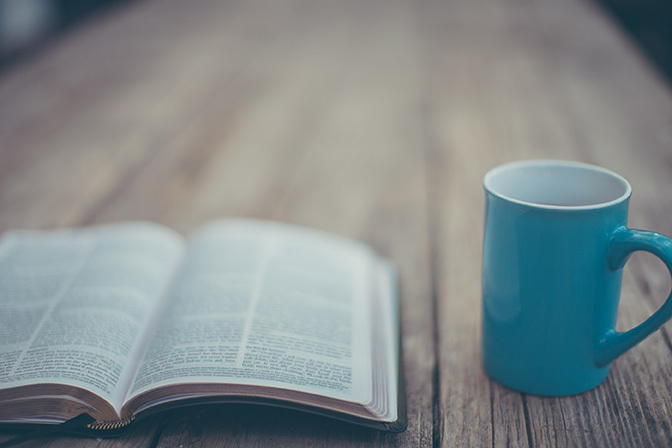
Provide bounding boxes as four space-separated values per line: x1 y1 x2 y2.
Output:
482 160 672 395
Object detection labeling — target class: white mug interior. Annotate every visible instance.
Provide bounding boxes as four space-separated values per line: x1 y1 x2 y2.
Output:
483 160 632 210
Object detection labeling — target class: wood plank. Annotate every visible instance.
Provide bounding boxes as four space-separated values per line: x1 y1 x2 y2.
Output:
416 0 529 445
0 0 308 232
152 0 434 445
514 1 672 446
421 0 672 445
88 0 379 232
0 0 433 446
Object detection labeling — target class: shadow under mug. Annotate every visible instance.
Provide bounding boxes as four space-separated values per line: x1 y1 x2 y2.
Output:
482 160 672 396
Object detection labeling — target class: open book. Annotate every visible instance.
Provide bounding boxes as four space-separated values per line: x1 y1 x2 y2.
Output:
0 220 406 435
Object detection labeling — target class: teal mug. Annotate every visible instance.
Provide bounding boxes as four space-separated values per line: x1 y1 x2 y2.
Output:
482 160 672 395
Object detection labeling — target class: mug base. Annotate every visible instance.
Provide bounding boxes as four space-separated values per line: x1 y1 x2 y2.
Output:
484 363 611 396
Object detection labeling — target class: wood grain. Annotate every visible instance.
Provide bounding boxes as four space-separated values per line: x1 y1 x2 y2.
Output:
418 0 672 446
1 0 672 446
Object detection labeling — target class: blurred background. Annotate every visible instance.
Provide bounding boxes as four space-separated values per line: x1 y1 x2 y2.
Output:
1 0 671 85
0 0 130 70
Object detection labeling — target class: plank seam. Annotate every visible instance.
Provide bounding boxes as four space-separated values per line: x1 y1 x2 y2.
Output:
419 102 442 448
521 394 534 448
489 381 495 448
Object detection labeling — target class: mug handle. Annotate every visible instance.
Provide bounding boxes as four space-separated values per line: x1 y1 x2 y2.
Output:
595 227 672 367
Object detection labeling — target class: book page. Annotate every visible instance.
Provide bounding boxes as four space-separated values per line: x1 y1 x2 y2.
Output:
126 220 374 405
0 223 184 414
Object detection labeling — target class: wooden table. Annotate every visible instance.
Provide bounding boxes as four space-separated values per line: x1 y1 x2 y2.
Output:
2 0 672 446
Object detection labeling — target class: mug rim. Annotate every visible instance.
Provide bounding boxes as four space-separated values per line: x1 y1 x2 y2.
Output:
483 159 632 211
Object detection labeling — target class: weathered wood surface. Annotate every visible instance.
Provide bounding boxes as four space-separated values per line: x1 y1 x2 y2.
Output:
1 0 671 446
